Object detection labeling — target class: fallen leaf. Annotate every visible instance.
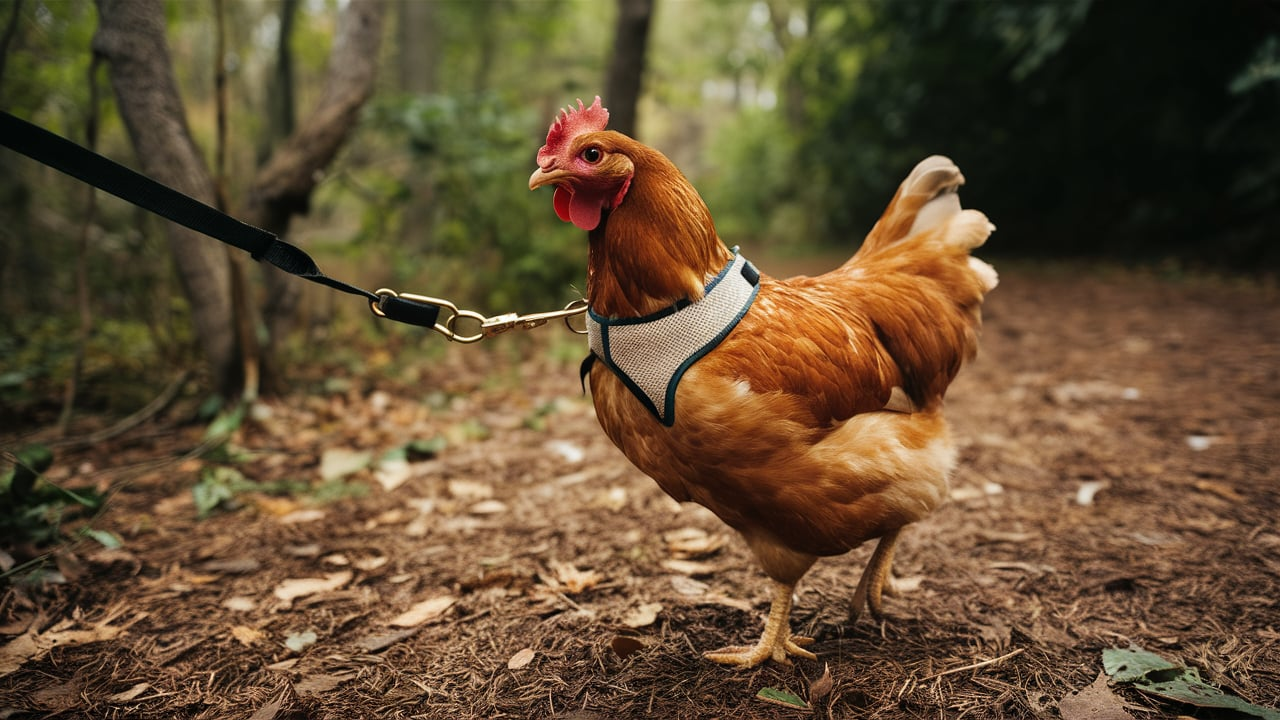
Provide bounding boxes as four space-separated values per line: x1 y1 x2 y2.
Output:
354 556 389 571
660 559 719 576
284 630 317 652
809 663 834 702
278 509 327 524
0 607 141 675
621 602 664 628
663 527 726 558
375 457 412 491
1059 671 1137 720
669 575 708 596
319 448 372 482
222 596 257 612
549 562 603 594
1103 647 1280 720
388 594 457 628
107 682 151 703
469 499 508 515
231 625 265 646
757 686 809 710
272 571 353 604
1076 480 1110 506
507 647 536 669
294 671 356 696
610 635 646 659
545 439 585 463
355 627 421 653
447 479 493 501
199 557 260 574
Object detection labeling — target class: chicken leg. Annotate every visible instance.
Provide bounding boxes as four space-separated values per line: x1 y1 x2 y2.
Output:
850 528 900 620
704 579 817 667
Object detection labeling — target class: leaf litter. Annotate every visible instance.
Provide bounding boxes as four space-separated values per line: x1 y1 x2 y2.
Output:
1 269 1278 718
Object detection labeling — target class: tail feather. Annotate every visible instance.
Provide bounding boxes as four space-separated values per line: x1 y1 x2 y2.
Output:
854 155 966 258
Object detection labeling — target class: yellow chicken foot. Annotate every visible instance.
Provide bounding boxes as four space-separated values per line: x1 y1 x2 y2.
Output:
704 580 816 667
850 529 901 621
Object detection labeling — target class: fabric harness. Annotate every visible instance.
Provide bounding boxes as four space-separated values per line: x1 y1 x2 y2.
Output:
586 249 760 426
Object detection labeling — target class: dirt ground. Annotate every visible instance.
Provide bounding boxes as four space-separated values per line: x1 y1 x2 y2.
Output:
1 264 1278 719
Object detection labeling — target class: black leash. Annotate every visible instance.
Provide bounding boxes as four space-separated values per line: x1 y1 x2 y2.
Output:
0 110 440 329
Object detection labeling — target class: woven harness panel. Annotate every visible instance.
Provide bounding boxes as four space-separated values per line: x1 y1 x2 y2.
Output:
587 250 760 426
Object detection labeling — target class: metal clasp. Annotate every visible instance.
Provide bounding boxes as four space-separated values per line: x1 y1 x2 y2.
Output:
371 290 587 344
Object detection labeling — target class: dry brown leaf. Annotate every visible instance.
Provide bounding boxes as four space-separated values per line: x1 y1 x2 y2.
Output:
669 575 708 597
621 602 664 629
222 596 257 612
354 556 389 571
294 671 357 697
663 527 726 558
549 562 603 594
610 635 647 659
388 594 457 628
107 682 151 703
0 607 141 675
507 647 536 669
469 499 508 515
272 571 353 604
660 559 719 577
447 479 493 500
231 625 265 646
809 663 833 702
1059 671 1137 720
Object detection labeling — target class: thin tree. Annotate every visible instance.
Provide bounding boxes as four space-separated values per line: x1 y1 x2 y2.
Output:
604 0 654 138
93 0 387 397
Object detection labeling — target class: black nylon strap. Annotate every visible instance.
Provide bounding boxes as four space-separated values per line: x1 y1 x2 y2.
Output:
0 110 440 329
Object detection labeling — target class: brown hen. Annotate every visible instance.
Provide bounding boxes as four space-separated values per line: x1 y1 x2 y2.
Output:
530 98 997 668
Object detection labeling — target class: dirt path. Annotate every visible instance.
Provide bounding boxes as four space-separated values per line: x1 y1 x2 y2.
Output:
2 266 1278 719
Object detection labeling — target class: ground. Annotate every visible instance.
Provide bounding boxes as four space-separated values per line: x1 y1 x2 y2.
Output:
1 265 1278 719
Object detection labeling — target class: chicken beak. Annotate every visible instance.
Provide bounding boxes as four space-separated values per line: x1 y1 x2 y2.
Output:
529 166 567 191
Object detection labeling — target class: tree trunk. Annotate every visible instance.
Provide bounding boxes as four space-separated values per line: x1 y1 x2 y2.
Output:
604 0 654 138
248 0 386 394
397 0 436 95
93 0 240 396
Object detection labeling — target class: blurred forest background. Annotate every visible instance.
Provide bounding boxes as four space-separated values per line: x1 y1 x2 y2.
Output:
1 0 1278 422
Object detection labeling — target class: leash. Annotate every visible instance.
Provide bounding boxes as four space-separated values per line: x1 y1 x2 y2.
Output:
0 110 586 343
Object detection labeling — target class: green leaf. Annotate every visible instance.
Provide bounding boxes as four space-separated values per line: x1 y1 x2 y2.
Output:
1103 647 1280 720
756 687 809 710
407 436 447 459
80 527 124 549
1102 647 1180 683
203 403 246 443
6 444 54 500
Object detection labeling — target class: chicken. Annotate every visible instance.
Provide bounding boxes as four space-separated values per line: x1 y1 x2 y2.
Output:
529 97 997 668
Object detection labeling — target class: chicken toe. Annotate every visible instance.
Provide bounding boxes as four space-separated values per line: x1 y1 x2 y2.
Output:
850 529 901 621
704 580 815 668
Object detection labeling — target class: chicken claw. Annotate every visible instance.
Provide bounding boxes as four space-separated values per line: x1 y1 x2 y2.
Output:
704 634 816 667
704 580 816 668
850 529 900 621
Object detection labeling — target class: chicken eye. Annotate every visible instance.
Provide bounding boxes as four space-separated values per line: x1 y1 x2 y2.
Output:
581 146 603 164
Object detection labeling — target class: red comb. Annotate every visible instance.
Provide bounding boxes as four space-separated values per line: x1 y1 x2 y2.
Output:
538 97 609 166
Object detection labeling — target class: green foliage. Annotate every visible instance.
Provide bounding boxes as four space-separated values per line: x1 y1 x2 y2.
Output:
1 444 114 578
780 0 1280 268
364 92 586 311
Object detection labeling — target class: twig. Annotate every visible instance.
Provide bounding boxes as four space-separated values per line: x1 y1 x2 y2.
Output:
919 647 1025 681
51 370 191 449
